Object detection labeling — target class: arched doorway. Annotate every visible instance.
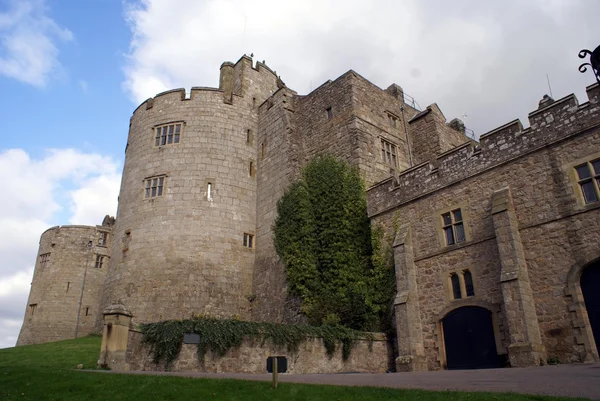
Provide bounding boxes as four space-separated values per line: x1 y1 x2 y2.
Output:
581 262 600 354
442 306 501 370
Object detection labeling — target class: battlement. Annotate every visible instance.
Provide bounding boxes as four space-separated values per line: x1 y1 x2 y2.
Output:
367 82 600 217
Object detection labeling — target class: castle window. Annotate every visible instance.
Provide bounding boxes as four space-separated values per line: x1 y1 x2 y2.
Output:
249 161 255 177
448 269 476 300
154 122 182 146
39 253 50 269
261 143 266 160
326 106 333 119
122 230 131 252
246 129 253 145
442 209 465 246
464 270 475 297
85 307 89 317
380 139 398 168
207 182 213 200
144 176 165 198
98 231 108 247
95 255 105 269
29 304 37 316
243 233 254 248
66 282 70 293
450 274 462 300
575 160 600 204
388 113 398 129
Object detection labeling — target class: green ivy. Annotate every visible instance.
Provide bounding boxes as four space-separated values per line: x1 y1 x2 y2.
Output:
273 155 395 332
140 316 373 369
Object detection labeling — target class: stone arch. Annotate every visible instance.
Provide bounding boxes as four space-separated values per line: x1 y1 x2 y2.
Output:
432 299 506 369
565 253 600 362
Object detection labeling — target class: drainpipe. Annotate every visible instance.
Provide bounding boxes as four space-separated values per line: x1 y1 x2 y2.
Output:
75 239 93 338
401 106 413 167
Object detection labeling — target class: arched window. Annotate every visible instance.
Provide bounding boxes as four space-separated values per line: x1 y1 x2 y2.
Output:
451 273 462 300
464 270 475 297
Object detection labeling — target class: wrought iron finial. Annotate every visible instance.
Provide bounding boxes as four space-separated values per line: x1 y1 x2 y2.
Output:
579 45 600 84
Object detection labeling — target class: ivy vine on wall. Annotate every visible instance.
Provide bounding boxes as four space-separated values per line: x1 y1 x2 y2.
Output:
140 316 373 368
273 155 395 332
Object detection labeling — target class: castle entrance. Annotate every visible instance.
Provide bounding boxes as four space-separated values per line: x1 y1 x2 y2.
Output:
442 306 500 370
581 261 600 354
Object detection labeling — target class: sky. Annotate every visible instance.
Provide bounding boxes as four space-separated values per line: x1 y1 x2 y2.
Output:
0 0 599 349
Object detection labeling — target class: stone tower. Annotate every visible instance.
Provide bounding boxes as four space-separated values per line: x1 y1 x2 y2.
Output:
98 56 280 324
17 219 113 345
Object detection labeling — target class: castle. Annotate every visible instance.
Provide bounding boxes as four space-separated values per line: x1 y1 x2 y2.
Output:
17 55 600 371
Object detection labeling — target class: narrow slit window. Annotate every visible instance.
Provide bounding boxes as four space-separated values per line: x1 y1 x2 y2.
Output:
261 143 265 160
326 106 333 119
29 304 37 316
464 270 475 297
207 182 212 200
249 161 255 177
85 307 89 316
450 274 462 300
246 129 252 144
66 282 70 293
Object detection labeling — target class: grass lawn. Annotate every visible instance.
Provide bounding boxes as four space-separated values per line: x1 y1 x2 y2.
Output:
0 336 589 401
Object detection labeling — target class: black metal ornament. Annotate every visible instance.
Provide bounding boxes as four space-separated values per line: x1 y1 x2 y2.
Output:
579 45 600 84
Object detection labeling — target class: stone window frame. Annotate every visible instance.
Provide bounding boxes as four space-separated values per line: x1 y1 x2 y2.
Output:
243 233 254 249
326 106 333 120
434 204 472 249
39 252 50 269
29 303 37 316
98 231 109 247
249 160 256 177
380 138 399 169
565 151 600 208
205 179 215 201
246 129 254 145
95 254 105 269
443 268 478 302
153 121 184 147
122 230 132 252
387 111 399 129
143 175 166 199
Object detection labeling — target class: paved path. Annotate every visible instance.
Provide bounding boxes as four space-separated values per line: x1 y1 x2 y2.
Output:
94 363 600 399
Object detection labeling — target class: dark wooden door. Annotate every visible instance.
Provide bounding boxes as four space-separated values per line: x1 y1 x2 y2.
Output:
442 306 500 370
581 263 600 354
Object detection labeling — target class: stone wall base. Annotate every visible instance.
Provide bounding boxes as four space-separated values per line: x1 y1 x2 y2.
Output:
508 343 547 367
395 355 428 372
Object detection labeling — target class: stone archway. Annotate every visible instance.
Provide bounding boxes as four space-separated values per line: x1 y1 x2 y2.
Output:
581 261 600 355
566 254 600 362
433 299 506 369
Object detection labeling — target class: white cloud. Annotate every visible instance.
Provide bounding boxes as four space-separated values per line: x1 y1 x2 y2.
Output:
122 0 600 137
0 0 73 87
0 148 120 348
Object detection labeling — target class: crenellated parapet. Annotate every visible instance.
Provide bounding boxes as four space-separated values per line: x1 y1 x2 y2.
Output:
367 83 600 217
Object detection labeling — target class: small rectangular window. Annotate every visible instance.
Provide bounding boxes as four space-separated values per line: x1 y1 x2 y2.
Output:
246 129 253 144
122 231 132 252
95 255 105 269
575 161 600 204
39 253 50 269
326 107 333 119
66 282 70 293
442 209 466 246
249 161 255 177
85 307 89 317
261 143 265 160
154 122 183 146
388 113 398 128
464 270 475 297
144 176 165 198
243 233 254 248
98 232 108 247
29 304 37 316
450 274 462 300
207 182 212 200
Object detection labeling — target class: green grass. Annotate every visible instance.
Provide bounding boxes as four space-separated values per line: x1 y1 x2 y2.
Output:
0 337 589 401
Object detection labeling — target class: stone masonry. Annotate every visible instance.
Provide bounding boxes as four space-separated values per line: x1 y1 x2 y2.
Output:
17 55 600 374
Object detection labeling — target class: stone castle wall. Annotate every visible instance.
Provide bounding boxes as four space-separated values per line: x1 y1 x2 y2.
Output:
98 56 280 326
17 224 111 345
367 83 600 368
125 329 389 374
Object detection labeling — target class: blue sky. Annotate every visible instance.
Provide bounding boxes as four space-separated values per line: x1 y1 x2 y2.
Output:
1 0 599 348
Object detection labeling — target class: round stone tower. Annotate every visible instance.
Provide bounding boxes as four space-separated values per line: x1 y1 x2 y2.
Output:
99 56 280 324
17 223 112 345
